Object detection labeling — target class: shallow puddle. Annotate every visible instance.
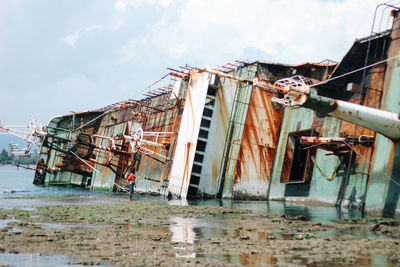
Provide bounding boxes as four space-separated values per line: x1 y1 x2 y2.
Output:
39 222 111 231
168 252 399 266
188 199 367 224
161 214 400 265
0 218 18 229
168 216 236 243
197 252 278 266
316 228 400 240
166 214 396 244
0 253 110 267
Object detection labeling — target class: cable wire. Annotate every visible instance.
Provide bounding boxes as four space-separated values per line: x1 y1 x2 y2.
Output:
341 140 400 189
311 54 400 88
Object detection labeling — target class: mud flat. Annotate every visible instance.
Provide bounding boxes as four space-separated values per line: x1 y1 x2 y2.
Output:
0 198 400 266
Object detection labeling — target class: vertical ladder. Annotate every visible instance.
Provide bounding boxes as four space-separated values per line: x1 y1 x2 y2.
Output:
217 66 255 198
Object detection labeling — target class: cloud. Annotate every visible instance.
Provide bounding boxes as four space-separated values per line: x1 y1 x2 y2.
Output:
2 0 392 127
112 19 125 31
114 0 130 12
114 0 171 12
117 39 139 65
134 0 383 64
64 24 103 47
148 0 171 8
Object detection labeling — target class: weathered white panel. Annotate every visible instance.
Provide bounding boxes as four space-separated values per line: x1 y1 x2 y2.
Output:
197 79 238 196
168 70 211 198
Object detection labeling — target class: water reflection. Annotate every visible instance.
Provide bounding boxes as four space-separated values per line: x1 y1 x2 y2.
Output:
197 252 277 266
175 252 197 258
169 217 197 243
167 199 189 206
166 213 397 251
187 199 365 224
0 218 17 229
0 253 110 267
200 252 398 266
168 216 235 243
40 222 110 231
317 228 399 240
238 253 277 266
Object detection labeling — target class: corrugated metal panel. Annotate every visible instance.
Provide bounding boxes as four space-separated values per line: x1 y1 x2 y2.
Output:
92 110 127 190
136 107 179 195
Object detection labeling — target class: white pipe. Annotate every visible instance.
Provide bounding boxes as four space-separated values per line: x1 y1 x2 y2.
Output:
329 100 400 140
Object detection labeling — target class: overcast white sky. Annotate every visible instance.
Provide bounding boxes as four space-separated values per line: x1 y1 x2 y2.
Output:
0 0 390 127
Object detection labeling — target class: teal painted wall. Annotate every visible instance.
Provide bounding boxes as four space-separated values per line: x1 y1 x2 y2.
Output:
268 107 314 200
365 12 400 216
306 117 343 205
268 108 369 207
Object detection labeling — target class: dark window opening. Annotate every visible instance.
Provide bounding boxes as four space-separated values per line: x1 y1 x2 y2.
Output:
280 129 315 184
207 85 218 97
199 129 209 139
190 175 200 185
196 140 207 152
202 107 214 118
201 119 211 128
212 76 220 87
192 164 202 174
194 153 204 163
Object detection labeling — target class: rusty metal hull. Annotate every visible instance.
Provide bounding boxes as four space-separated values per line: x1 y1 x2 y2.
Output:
35 89 183 193
230 87 282 199
34 62 334 201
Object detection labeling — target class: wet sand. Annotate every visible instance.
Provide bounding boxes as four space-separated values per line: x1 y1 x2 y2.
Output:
0 197 400 266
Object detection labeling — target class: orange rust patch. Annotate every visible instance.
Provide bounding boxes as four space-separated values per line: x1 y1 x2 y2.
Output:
234 86 282 184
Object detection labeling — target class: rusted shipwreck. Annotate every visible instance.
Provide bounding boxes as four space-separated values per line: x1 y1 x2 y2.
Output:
25 6 400 216
31 61 331 197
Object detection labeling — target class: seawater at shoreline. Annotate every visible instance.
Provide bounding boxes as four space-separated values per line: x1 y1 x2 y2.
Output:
0 165 383 224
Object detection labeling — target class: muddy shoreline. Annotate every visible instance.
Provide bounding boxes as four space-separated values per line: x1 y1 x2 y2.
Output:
0 197 400 266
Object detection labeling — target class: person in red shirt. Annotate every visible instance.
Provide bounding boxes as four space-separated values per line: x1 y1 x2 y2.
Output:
127 170 136 201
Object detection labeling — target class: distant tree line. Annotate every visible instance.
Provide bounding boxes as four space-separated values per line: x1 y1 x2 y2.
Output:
0 149 38 165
